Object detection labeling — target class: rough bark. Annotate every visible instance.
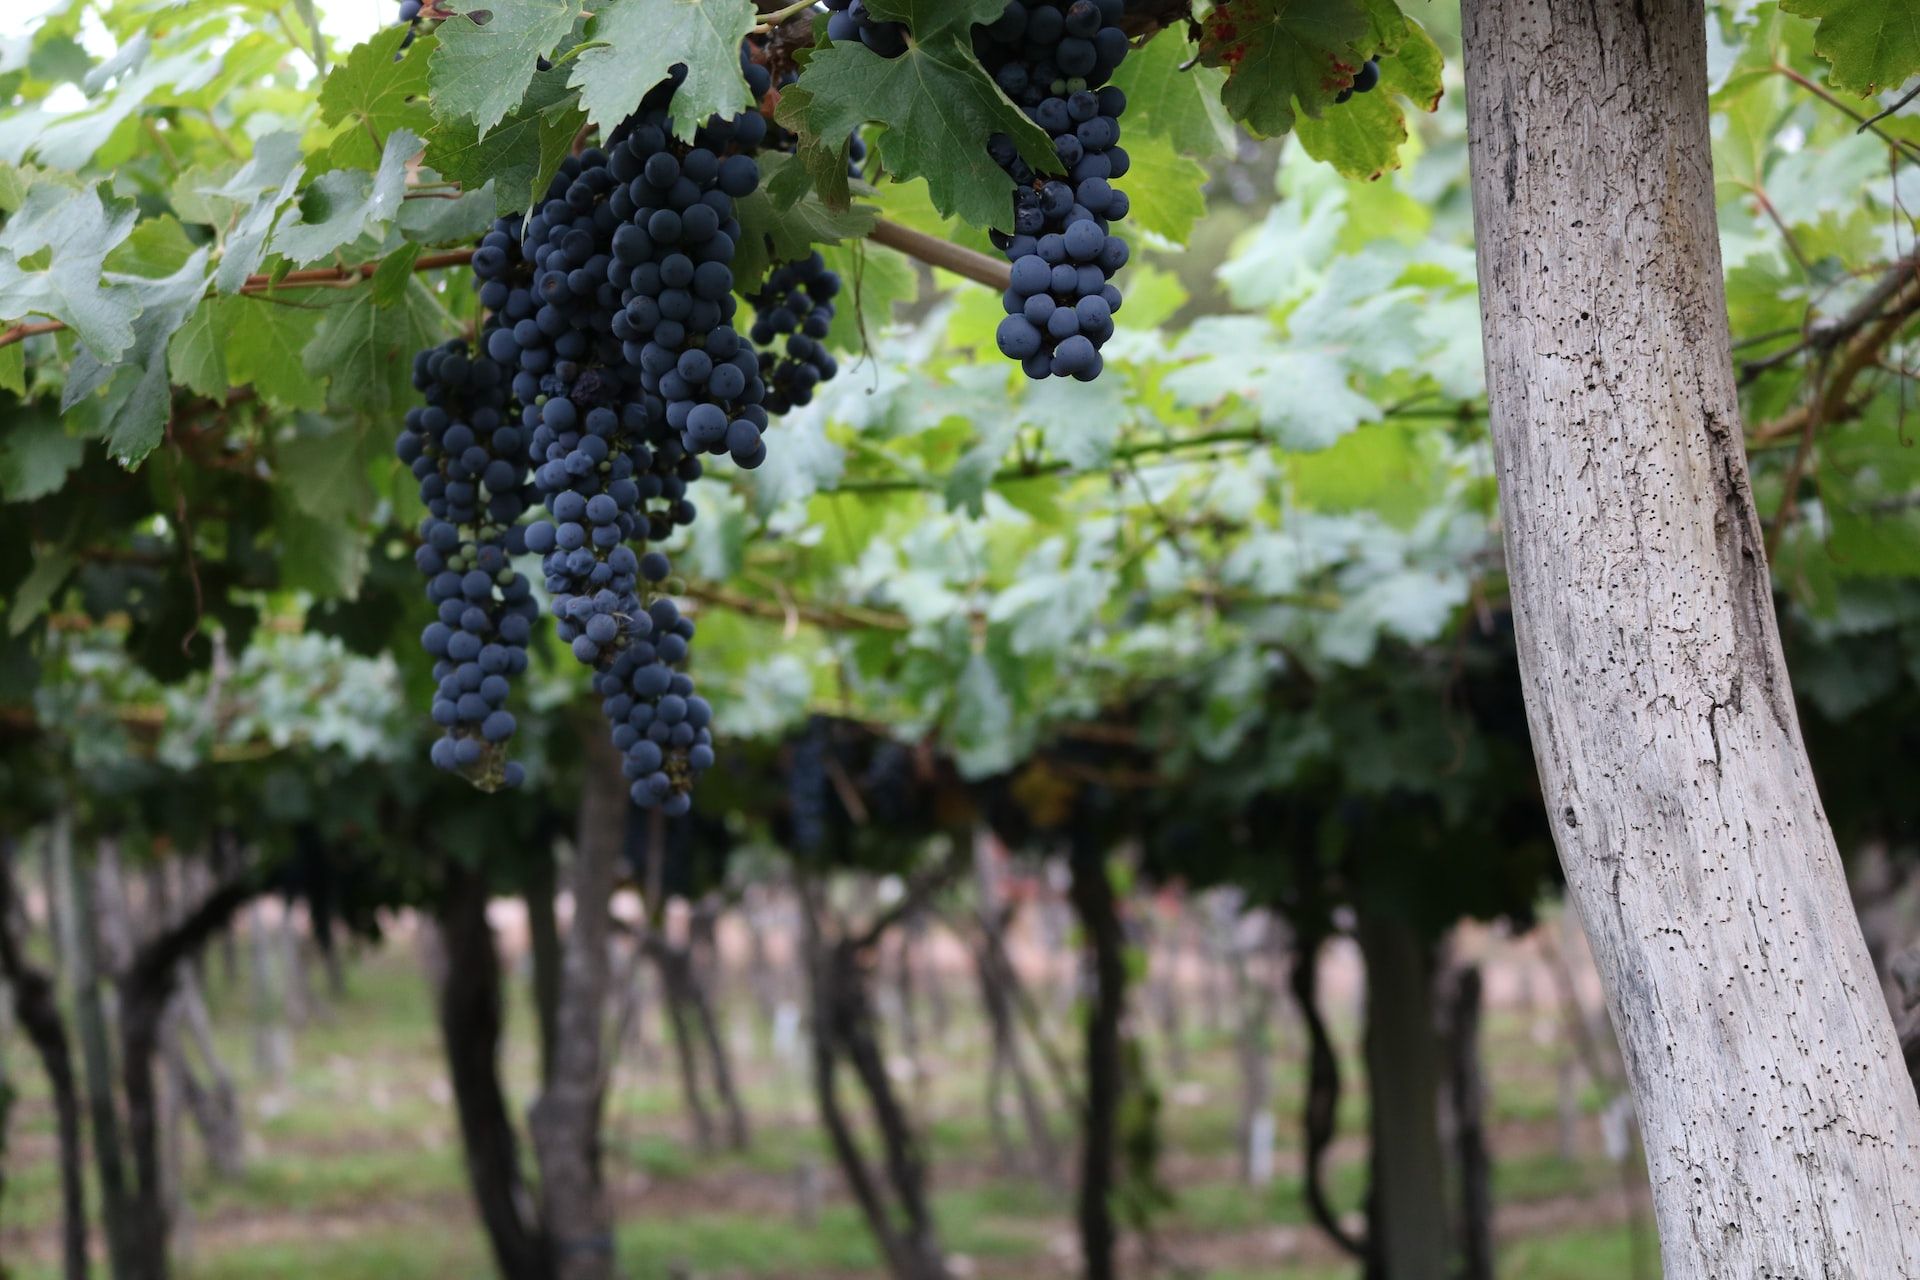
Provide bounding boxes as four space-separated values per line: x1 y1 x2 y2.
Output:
1228 909 1276 1187
63 829 138 1280
171 967 246 1178
1066 836 1123 1280
1446 965 1493 1280
1356 913 1448 1280
0 848 89 1280
118 874 258 1280
687 898 750 1150
524 852 563 1093
527 731 622 1280
1461 0 1920 1270
649 937 718 1152
1289 930 1364 1259
436 860 552 1280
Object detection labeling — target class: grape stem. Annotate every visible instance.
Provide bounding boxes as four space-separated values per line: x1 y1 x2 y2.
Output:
750 0 819 33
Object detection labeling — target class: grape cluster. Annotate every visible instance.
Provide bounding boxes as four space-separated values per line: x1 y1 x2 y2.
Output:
475 158 663 673
594 596 715 818
975 0 1133 381
747 252 840 413
824 0 909 58
610 104 773 472
1334 57 1381 104
397 340 537 790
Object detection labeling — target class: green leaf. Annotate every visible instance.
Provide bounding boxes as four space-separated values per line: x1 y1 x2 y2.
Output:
277 420 377 523
372 242 421 306
777 31 1055 228
271 129 419 266
172 295 328 408
821 239 918 352
8 547 74 635
735 152 878 285
1108 31 1237 158
166 299 228 396
221 297 331 410
426 66 587 216
61 249 211 465
396 182 499 243
430 0 578 140
203 132 306 294
863 0 1007 39
1114 132 1207 243
0 416 85 502
1293 18 1442 179
1780 0 1920 96
318 25 434 169
0 345 22 395
0 181 141 360
277 499 370 599
302 277 451 416
568 0 755 140
1197 0 1373 138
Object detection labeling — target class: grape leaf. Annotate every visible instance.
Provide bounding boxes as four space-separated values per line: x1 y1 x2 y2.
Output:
0 415 84 502
0 181 141 361
822 239 918 353
1108 30 1237 158
1115 132 1207 243
317 25 433 169
277 420 377 524
277 497 370 600
1780 0 1920 96
429 0 577 140
735 152 878 285
396 181 499 242
272 129 418 266
1197 0 1373 139
426 66 586 216
568 0 755 140
8 548 74 636
302 277 451 416
1293 14 1443 179
201 132 306 293
170 295 329 409
61 248 212 465
776 31 1056 229
863 0 1007 40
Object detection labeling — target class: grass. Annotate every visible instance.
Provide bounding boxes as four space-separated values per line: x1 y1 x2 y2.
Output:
0 933 1653 1279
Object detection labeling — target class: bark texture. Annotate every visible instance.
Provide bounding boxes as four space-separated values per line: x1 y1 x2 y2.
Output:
436 861 551 1280
0 851 89 1280
1462 1 1920 1272
1357 913 1447 1280
528 731 622 1280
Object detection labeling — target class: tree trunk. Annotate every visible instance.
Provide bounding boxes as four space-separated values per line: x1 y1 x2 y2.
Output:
1464 1 1920 1267
171 966 246 1178
650 938 718 1152
527 731 622 1280
800 876 951 1280
1446 965 1493 1280
1229 910 1275 1188
0 845 89 1280
1356 912 1448 1280
64 829 139 1280
1066 836 1123 1280
524 852 563 1093
116 869 259 1280
247 899 291 1089
436 860 552 1280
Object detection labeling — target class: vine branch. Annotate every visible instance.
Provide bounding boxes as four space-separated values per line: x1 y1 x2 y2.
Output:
0 220 1005 351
